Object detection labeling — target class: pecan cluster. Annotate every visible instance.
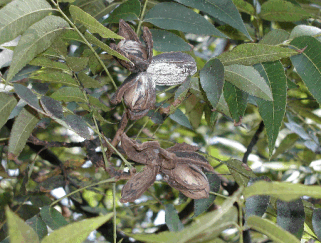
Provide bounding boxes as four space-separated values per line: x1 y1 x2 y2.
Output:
119 134 214 203
110 20 197 120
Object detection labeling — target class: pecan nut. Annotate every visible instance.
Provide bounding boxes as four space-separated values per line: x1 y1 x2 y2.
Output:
110 19 153 73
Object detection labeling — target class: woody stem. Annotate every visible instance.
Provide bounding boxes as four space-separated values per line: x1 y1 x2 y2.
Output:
136 0 149 36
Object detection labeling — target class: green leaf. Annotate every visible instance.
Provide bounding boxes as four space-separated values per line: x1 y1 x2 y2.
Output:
245 177 270 221
14 83 43 113
260 0 311 22
218 43 298 66
30 70 78 87
290 36 321 105
194 173 221 217
6 206 40 243
254 61 287 157
244 181 321 201
0 0 52 45
277 199 305 239
174 78 191 100
26 215 48 240
223 81 248 123
78 71 103 88
200 58 225 109
105 0 141 23
312 208 321 241
8 108 40 158
7 15 69 81
290 25 321 41
29 57 69 71
247 216 300 243
169 108 193 129
259 29 290 45
225 159 256 187
88 96 110 112
129 189 241 243
232 0 255 15
69 5 123 39
225 64 273 101
144 2 226 37
150 29 191 52
62 115 91 139
174 0 252 40
271 133 299 160
42 213 113 243
84 32 131 62
165 204 183 232
65 57 89 72
51 87 86 103
0 93 17 130
40 206 68 230
40 96 64 119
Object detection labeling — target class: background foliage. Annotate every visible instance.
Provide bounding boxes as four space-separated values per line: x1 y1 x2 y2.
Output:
1 0 321 242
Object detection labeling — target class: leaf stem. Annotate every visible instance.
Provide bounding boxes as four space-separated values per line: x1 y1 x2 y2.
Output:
50 178 116 207
113 183 117 243
136 0 149 36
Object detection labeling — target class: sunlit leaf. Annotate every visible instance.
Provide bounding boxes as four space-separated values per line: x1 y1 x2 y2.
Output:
218 44 298 66
7 16 69 81
51 87 86 103
42 213 113 243
69 5 123 39
290 25 321 41
6 206 40 243
232 0 255 15
84 32 131 62
0 93 17 130
0 0 52 45
30 70 78 87
225 64 273 101
65 57 89 72
225 159 256 187
8 108 40 158
260 0 311 22
29 57 69 71
144 2 226 37
259 29 290 45
244 181 321 201
78 71 103 88
247 216 300 243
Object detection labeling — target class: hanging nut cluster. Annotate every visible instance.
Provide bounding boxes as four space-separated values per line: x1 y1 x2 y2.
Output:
110 19 197 120
119 134 214 203
109 20 213 203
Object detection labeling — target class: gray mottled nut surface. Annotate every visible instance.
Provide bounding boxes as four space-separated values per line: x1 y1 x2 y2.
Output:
146 52 197 86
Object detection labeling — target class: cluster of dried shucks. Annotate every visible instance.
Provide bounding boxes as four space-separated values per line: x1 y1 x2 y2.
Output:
110 20 215 203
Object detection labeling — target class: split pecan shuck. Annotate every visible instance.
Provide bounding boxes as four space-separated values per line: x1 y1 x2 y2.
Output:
111 20 197 120
119 134 214 203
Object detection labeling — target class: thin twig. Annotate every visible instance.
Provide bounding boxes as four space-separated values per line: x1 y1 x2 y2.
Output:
242 121 264 164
